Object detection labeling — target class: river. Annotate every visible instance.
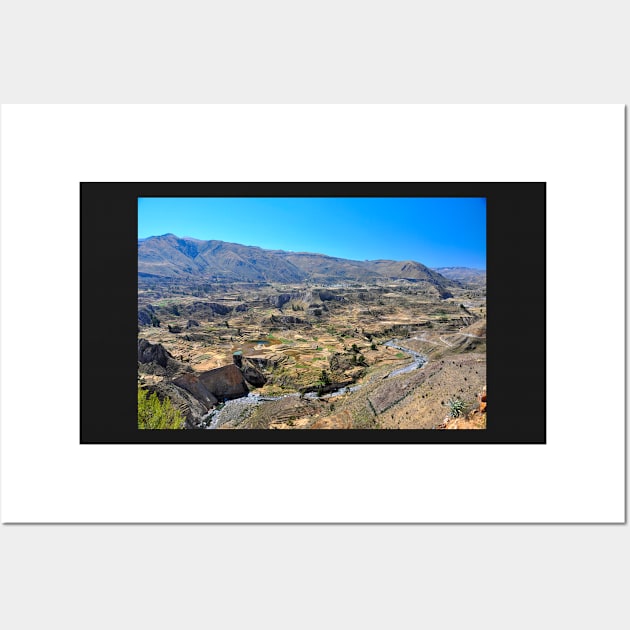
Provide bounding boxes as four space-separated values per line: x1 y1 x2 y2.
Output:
202 339 427 429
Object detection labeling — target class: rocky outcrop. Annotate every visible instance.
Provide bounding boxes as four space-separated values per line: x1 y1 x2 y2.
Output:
164 364 251 425
196 364 249 401
146 380 209 429
246 354 286 369
269 314 308 326
207 302 231 316
232 353 266 386
239 358 267 388
138 339 189 377
318 290 342 302
186 319 200 328
268 293 292 309
172 372 219 409
138 338 172 368
329 352 365 374
298 379 353 396
138 308 153 326
138 305 159 327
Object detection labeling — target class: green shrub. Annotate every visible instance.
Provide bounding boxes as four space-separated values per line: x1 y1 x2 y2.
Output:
138 387 185 429
447 397 467 419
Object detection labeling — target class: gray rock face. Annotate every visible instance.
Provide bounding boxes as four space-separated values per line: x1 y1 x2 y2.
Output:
269 293 292 309
240 359 267 388
196 364 249 401
138 309 152 326
145 380 209 428
172 373 219 409
138 338 172 368
159 364 251 426
318 290 342 302
138 338 190 377
207 302 231 316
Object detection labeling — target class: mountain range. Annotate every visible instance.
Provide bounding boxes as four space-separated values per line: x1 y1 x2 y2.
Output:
433 267 486 285
138 234 477 292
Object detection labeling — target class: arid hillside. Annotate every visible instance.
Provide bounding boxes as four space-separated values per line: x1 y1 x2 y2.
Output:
138 252 486 430
138 234 460 294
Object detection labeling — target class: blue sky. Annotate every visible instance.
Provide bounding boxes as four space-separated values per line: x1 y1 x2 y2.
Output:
138 197 486 269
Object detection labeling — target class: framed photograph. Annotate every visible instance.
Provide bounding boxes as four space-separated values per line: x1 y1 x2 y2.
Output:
81 181 545 444
3 104 622 523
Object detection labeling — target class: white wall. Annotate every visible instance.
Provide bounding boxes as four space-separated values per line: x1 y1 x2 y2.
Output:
0 2 627 629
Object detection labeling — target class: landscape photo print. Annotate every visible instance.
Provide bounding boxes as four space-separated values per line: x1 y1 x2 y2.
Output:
138 197 487 432
80 182 545 444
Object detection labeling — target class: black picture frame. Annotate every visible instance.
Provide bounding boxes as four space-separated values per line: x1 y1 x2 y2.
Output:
80 182 545 444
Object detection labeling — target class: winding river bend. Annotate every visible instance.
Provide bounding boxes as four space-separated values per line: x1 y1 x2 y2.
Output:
203 339 427 429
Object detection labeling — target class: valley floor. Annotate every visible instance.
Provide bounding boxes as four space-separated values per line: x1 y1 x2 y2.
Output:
137 280 486 430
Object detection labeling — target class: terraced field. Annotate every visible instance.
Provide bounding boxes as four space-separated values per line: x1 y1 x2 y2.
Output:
138 279 486 429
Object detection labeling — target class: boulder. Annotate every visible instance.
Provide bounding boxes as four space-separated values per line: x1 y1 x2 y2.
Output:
166 364 250 413
173 373 219 409
197 364 249 401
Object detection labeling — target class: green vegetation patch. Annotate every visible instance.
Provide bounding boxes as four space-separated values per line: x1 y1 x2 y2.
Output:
138 388 185 429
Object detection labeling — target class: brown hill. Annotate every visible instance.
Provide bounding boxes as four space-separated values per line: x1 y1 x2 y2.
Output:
138 235 457 293
139 234 304 282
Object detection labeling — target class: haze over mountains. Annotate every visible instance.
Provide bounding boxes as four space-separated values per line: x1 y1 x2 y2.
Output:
138 233 480 292
434 267 486 286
